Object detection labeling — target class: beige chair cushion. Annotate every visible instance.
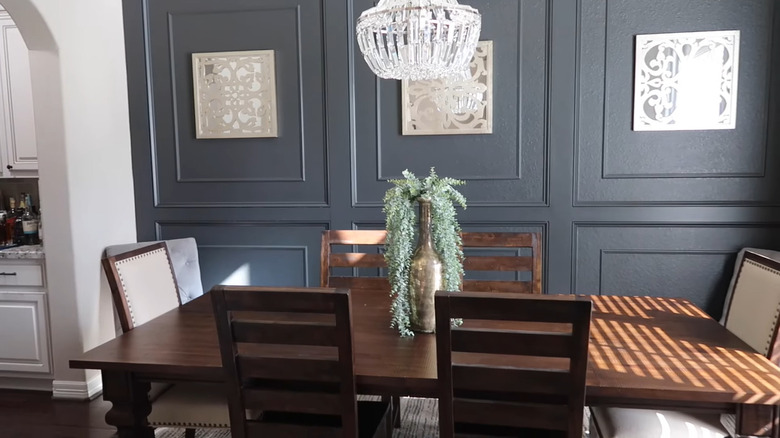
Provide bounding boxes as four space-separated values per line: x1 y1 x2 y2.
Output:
113 246 180 327
724 256 780 356
590 407 728 438
719 413 735 436
105 238 205 304
148 383 230 428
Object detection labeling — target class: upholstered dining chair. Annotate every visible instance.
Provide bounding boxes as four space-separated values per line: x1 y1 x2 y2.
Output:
210 285 392 438
590 249 780 438
103 237 205 305
435 291 592 438
102 239 229 437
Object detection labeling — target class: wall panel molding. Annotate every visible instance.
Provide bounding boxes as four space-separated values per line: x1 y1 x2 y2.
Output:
156 221 328 288
144 0 329 207
350 0 550 208
572 222 780 316
573 0 779 206
171 7 306 183
125 0 780 303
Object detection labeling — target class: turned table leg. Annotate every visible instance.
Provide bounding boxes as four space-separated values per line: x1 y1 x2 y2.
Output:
736 404 778 438
101 370 154 438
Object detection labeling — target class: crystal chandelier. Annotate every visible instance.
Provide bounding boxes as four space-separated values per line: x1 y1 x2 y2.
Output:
356 0 482 81
438 68 485 114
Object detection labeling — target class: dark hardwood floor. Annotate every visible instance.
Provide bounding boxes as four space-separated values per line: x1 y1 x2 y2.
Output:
0 389 115 437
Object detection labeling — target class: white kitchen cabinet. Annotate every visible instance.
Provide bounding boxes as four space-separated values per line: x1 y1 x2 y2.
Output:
0 258 49 374
0 11 38 177
0 291 49 373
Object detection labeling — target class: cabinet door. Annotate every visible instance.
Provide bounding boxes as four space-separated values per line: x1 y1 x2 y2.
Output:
0 13 37 175
0 292 50 373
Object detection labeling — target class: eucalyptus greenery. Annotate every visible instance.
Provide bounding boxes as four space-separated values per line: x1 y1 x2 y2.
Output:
383 168 467 336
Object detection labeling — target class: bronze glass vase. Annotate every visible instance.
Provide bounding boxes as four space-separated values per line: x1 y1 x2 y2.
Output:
409 198 443 333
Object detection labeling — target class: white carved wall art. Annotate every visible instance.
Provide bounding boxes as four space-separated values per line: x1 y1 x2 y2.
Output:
192 50 278 139
633 30 740 131
402 40 493 135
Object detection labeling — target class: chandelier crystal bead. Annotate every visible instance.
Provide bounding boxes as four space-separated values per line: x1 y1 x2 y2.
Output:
438 68 485 114
356 0 482 81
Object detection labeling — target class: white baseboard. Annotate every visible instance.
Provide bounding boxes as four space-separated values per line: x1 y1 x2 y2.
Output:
52 374 102 400
0 376 53 392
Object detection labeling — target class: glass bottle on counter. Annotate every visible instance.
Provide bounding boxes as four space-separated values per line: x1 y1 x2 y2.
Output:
21 195 38 245
37 208 42 244
13 195 25 245
5 197 15 245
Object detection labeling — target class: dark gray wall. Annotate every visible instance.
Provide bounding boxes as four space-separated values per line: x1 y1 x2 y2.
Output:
124 0 780 319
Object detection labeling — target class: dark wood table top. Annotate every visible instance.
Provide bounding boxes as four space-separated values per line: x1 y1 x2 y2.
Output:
71 290 780 407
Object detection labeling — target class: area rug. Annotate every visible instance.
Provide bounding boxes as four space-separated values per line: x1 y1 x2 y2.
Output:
154 397 439 438
154 398 590 437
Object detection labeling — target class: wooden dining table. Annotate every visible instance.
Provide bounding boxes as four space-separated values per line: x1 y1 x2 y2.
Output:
71 290 780 437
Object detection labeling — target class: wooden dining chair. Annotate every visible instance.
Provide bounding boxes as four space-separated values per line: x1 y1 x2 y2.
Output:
461 231 543 294
102 241 229 437
321 230 543 294
321 230 389 291
210 285 392 438
589 249 780 438
435 291 592 438
321 229 545 428
103 242 183 332
104 237 206 304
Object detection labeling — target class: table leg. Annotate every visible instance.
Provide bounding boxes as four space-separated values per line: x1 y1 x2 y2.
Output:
392 395 401 428
736 404 778 438
101 370 154 438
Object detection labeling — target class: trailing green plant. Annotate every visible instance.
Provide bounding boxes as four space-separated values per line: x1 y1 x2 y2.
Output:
383 168 467 336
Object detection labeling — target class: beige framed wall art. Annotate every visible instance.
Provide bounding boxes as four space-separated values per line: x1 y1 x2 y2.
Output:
402 40 493 136
192 49 279 139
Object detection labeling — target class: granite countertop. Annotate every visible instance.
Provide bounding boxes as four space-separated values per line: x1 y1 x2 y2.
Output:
0 244 44 259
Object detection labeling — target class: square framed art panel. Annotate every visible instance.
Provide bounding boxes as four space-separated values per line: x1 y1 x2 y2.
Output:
633 30 740 131
192 49 279 139
402 40 493 135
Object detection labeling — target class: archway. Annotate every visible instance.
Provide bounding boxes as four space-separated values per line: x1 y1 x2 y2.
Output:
0 0 136 398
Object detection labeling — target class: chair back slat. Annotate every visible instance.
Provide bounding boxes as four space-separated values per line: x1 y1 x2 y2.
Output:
322 230 543 294
448 294 586 322
328 277 390 291
237 356 341 382
461 280 533 294
453 365 571 396
460 232 536 247
102 242 181 332
246 422 342 438
436 291 592 438
451 327 574 357
242 388 342 415
211 286 359 438
223 286 337 313
232 320 339 346
462 231 543 294
325 230 387 245
463 255 534 272
454 399 569 431
329 253 387 268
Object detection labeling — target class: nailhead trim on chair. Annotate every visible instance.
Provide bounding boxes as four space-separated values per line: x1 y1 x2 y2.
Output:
115 247 178 327
150 421 230 428
743 258 780 355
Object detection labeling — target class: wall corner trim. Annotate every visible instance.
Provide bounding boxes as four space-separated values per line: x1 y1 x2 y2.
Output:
52 374 102 400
